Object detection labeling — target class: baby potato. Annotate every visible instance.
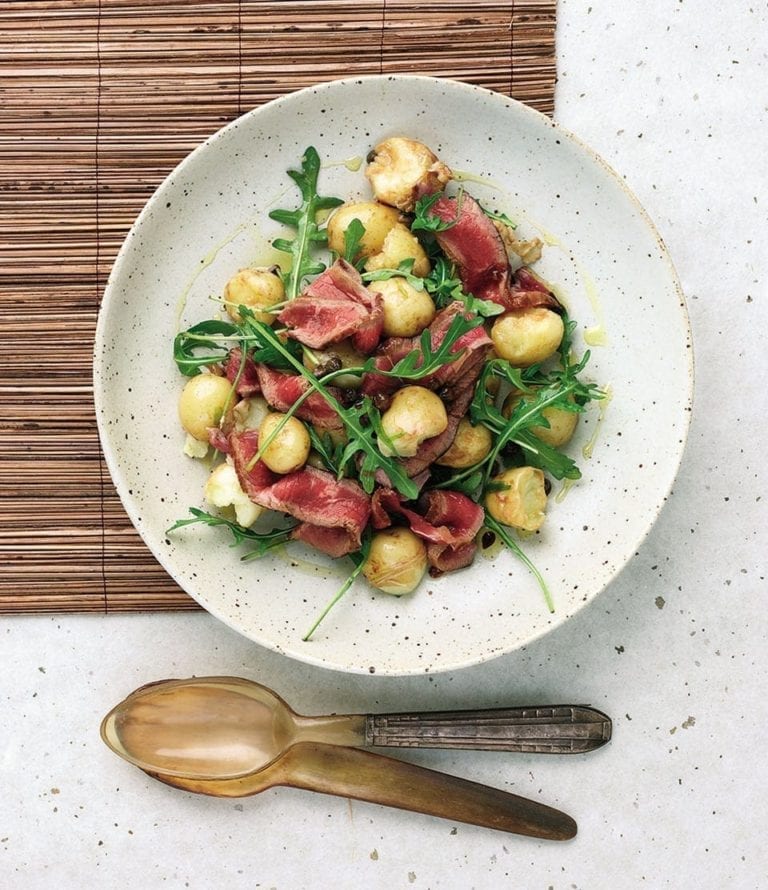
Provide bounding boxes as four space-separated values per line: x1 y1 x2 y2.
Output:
485 467 548 532
224 267 284 324
364 223 431 277
258 413 311 474
178 374 233 441
374 277 436 338
502 390 578 448
365 137 452 212
435 416 492 468
490 308 564 367
204 461 263 528
326 202 401 259
362 527 428 595
379 386 448 458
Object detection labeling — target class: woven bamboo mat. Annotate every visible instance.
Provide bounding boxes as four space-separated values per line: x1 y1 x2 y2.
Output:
0 0 557 614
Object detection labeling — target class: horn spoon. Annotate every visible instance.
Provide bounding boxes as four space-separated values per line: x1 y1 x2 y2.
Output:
139 742 577 840
100 676 611 782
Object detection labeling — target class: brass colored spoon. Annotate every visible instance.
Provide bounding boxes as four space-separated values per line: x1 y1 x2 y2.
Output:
101 676 611 782
141 740 577 841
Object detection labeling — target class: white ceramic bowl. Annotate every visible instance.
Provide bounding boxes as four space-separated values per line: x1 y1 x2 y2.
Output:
94 75 693 676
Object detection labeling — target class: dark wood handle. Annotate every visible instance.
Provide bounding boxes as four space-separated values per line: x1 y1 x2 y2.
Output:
365 705 611 754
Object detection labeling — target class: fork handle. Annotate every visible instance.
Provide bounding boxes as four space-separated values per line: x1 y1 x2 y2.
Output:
364 705 611 754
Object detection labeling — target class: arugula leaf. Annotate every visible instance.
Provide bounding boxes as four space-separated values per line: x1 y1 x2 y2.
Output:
514 429 581 481
307 426 346 476
335 398 400 491
556 312 576 364
478 202 517 230
173 309 302 377
424 257 462 305
432 467 485 498
483 515 554 612
236 306 304 368
343 218 366 269
468 347 605 485
361 258 425 291
483 381 582 484
302 531 372 641
250 337 303 369
411 189 463 233
166 508 296 559
382 312 485 380
421 232 447 263
359 396 399 456
230 313 486 485
269 147 343 300
423 257 503 318
173 319 239 376
458 293 504 318
219 340 248 421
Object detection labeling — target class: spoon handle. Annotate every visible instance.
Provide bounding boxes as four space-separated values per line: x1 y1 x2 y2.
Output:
364 705 611 754
281 742 576 840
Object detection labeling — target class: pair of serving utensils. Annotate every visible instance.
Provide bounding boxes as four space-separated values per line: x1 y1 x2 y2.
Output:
101 676 611 840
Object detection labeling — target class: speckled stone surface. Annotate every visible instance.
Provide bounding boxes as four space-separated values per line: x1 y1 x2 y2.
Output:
2 2 766 887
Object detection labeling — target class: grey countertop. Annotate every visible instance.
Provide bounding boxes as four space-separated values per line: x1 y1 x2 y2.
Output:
3 2 766 887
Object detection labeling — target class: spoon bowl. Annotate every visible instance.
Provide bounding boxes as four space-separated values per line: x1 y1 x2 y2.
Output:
101 676 363 780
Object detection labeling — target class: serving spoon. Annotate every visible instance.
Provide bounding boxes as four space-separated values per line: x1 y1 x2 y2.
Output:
100 676 612 781
102 678 588 840
138 740 577 840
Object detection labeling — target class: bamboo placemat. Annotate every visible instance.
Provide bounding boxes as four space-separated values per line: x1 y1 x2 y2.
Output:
0 0 557 614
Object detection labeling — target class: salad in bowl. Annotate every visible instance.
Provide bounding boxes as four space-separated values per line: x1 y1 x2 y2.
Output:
169 136 603 639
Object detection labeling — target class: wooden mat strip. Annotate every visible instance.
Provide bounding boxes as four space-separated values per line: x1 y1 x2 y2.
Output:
0 0 557 614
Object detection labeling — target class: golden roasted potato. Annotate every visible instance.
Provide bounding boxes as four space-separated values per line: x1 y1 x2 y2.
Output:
379 386 448 458
178 374 232 441
224 267 284 324
326 202 401 259
365 137 452 212
484 467 548 532
362 527 428 595
491 308 564 367
364 223 431 277
435 417 492 468
373 277 436 338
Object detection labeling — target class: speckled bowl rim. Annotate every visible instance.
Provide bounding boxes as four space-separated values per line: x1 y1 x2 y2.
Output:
94 74 694 676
